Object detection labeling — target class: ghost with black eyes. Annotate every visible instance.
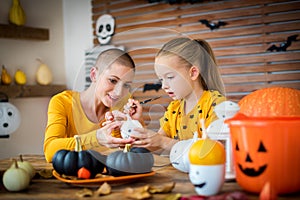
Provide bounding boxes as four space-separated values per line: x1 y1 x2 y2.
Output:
0 99 21 137
96 14 115 45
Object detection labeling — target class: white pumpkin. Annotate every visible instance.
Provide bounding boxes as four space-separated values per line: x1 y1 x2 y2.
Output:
169 132 198 173
3 159 30 192
16 155 36 179
120 119 143 139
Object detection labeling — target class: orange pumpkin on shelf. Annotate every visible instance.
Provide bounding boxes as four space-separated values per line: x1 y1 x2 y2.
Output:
238 87 300 117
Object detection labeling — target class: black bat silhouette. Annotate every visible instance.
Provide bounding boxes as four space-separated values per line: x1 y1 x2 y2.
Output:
267 34 298 52
143 82 162 92
199 19 227 30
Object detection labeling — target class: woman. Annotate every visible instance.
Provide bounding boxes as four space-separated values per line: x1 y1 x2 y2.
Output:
43 48 138 162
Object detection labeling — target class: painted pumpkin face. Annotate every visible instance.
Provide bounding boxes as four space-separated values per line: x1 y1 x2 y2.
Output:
226 113 300 194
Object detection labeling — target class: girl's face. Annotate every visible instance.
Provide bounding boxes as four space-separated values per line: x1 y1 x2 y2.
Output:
154 55 193 100
94 62 134 108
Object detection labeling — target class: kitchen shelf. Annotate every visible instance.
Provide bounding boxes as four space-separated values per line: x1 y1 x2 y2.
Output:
0 84 66 98
0 24 49 41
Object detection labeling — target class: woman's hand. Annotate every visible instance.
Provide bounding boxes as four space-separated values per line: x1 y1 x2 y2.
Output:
124 98 143 121
96 120 134 148
102 110 128 126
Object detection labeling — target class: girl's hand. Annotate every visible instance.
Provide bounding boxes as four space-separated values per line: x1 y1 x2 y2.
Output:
131 127 177 153
96 120 134 148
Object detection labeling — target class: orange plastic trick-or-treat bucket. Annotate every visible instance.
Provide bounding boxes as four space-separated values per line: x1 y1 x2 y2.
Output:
225 113 300 195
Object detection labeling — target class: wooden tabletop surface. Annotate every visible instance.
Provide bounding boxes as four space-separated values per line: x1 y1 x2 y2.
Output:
0 154 299 200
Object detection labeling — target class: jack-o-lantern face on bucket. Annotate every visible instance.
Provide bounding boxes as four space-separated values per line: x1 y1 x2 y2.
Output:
226 113 300 195
235 140 267 177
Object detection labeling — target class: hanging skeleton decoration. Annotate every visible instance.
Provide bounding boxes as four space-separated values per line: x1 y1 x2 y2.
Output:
96 14 115 45
82 14 123 89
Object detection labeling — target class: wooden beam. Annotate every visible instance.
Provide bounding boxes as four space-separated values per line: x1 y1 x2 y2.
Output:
0 24 49 41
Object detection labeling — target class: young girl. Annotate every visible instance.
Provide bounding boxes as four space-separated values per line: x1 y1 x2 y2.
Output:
126 37 226 153
43 49 138 162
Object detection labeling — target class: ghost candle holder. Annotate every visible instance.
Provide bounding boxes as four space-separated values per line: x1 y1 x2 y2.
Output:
0 93 21 138
188 119 226 196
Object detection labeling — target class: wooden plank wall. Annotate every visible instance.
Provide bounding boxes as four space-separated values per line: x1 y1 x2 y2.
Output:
92 0 300 130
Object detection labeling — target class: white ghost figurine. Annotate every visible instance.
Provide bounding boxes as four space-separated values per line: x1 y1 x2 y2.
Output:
207 101 240 133
96 14 115 45
0 101 21 137
169 132 198 173
120 118 143 139
189 164 226 196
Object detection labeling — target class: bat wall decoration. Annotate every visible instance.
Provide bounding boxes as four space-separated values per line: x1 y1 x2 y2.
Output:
266 34 298 52
199 19 227 31
143 82 162 92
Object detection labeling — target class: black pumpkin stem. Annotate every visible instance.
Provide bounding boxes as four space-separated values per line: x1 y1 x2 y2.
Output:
74 135 82 152
123 144 131 153
19 154 24 162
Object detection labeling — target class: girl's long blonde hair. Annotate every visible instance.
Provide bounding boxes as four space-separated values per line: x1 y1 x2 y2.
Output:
156 37 225 96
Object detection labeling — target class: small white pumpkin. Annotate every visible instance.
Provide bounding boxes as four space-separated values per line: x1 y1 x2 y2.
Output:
120 118 143 139
169 132 198 173
16 155 36 179
3 159 30 192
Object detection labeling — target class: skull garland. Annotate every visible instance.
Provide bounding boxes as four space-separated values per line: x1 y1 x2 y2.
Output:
96 14 115 45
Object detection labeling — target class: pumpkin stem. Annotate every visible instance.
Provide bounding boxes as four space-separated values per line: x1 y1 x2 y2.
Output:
123 144 131 153
74 135 82 152
12 159 19 169
19 154 24 162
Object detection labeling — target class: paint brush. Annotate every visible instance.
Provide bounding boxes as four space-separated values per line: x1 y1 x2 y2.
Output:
130 96 161 108
139 96 161 104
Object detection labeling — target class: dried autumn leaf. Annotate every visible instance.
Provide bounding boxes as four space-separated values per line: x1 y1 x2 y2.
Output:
38 169 53 179
149 182 175 194
75 188 93 197
164 193 182 200
95 182 111 196
123 185 151 200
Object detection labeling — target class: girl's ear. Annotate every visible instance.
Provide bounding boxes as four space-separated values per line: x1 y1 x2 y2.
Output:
90 67 98 82
189 66 200 81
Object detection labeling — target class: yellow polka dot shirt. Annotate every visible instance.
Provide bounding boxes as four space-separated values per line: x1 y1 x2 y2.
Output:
160 90 226 140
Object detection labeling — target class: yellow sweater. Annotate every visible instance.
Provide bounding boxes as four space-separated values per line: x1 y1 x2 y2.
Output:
43 91 101 162
160 90 225 140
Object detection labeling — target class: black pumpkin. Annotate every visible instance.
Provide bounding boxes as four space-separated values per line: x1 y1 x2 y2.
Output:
105 144 154 176
52 135 105 178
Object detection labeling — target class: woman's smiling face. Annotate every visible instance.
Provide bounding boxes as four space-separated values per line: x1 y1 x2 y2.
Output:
154 55 193 100
95 62 134 108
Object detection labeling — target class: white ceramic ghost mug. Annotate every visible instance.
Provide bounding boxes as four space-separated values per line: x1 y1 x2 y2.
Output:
188 131 226 196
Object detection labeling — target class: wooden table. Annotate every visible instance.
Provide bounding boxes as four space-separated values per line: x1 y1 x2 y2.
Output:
0 154 299 200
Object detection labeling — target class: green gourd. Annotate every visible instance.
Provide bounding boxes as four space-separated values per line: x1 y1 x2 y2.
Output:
3 159 30 192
